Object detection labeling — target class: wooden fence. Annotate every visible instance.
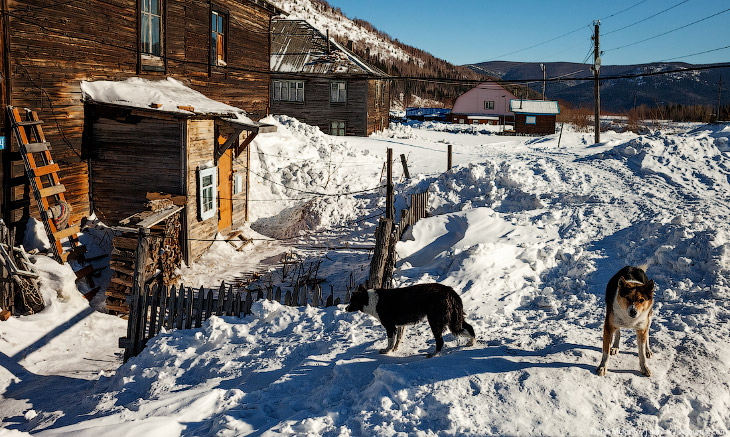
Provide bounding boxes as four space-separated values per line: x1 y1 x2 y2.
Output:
0 219 43 319
121 281 342 362
368 190 429 289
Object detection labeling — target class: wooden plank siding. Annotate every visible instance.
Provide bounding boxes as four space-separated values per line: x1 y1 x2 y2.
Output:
270 75 370 137
514 114 557 135
1 0 276 232
367 79 391 135
185 119 218 261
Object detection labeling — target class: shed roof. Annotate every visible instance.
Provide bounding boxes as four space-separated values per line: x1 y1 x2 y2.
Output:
509 100 560 115
270 19 387 77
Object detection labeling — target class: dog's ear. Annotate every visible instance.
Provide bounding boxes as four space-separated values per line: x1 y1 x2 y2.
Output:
357 284 367 293
618 277 628 288
644 279 655 295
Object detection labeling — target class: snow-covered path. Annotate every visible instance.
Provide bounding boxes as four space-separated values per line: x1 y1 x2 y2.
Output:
2 121 730 436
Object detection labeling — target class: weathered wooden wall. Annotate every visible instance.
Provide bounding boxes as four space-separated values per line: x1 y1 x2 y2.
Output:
185 119 218 261
514 114 557 135
88 110 185 224
2 0 274 232
367 79 391 134
270 75 369 136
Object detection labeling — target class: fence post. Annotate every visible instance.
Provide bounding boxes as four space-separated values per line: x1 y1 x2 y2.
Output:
386 148 394 220
447 144 453 172
400 154 410 179
367 218 393 289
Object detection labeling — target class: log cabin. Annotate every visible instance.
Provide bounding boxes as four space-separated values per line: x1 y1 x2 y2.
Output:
509 99 560 135
270 19 391 137
0 0 284 252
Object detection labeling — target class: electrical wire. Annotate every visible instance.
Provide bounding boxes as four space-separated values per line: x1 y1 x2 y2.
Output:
655 45 730 63
603 0 691 36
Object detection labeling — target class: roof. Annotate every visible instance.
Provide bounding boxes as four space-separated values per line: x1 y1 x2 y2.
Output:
270 19 388 77
81 77 275 132
509 100 560 115
244 0 285 16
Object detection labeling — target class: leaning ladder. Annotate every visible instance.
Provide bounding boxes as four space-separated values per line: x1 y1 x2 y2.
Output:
7 106 83 263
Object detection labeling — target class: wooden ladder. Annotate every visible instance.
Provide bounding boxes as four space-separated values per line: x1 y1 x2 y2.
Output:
7 106 83 263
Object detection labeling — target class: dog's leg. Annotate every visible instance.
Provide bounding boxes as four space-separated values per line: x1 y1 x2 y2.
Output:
637 328 652 377
426 318 445 358
596 321 615 376
461 321 476 347
380 325 397 354
391 326 405 352
610 329 620 355
645 319 653 358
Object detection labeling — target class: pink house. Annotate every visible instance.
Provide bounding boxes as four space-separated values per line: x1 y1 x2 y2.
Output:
449 81 518 125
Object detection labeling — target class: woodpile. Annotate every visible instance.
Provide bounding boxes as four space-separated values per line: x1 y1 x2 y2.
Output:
106 205 183 317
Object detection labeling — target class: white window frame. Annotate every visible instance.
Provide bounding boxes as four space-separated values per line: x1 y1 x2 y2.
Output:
198 166 217 221
273 80 304 102
232 172 244 195
525 115 537 125
484 100 495 110
331 81 347 103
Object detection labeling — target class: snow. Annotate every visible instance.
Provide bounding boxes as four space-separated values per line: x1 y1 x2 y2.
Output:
81 77 254 124
3 117 730 435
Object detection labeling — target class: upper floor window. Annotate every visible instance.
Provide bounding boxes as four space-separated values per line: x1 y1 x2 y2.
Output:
273 80 304 102
211 10 227 66
484 101 495 110
141 0 162 56
331 81 347 103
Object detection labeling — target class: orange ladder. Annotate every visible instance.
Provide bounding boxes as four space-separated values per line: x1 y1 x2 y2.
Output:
7 106 83 263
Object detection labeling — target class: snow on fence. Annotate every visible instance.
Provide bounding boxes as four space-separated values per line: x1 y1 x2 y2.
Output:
121 280 342 362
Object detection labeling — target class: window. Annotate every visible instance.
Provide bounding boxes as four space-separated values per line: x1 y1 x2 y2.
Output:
330 120 346 136
484 101 495 110
272 80 304 102
211 10 227 66
525 115 537 125
232 173 244 195
198 166 217 221
331 81 347 103
141 0 162 56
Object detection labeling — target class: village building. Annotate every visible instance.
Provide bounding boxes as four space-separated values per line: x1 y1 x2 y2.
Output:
405 107 451 122
449 81 518 125
270 19 391 136
510 99 560 135
0 0 283 257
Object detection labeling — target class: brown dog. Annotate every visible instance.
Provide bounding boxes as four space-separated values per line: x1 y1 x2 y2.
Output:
596 266 655 377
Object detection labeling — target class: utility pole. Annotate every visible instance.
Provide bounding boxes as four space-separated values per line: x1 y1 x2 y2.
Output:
541 63 546 100
718 76 723 122
592 21 601 144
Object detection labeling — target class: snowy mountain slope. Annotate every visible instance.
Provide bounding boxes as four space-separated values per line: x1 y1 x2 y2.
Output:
3 121 730 435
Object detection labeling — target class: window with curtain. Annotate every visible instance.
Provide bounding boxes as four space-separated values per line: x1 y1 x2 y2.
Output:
211 10 227 66
330 81 347 103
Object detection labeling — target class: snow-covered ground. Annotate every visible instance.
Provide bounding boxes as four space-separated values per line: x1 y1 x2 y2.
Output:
2 119 730 436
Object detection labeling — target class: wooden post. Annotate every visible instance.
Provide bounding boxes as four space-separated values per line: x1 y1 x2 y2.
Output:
447 144 453 171
131 228 151 297
386 148 394 220
367 218 393 289
400 154 410 179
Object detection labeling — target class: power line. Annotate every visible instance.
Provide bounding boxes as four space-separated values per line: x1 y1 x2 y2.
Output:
656 45 730 63
605 7 730 52
603 0 691 36
598 0 650 20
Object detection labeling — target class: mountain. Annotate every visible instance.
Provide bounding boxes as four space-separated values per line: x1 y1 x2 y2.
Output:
468 61 730 113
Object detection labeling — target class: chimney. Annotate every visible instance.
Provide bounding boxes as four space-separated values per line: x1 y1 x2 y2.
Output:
346 40 354 52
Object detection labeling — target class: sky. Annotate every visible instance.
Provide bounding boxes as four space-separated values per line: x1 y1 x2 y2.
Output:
323 0 730 66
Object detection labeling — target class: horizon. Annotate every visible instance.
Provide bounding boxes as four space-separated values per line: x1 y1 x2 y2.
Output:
323 0 730 67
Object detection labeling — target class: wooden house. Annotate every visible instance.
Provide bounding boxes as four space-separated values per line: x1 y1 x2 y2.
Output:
270 19 391 136
82 78 275 261
510 100 560 135
449 81 518 125
0 0 283 240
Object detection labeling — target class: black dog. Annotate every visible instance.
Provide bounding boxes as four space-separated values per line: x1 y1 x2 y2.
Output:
346 283 476 357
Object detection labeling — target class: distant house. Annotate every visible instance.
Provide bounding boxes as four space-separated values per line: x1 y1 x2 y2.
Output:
449 81 518 125
406 108 451 122
270 19 391 136
510 100 560 135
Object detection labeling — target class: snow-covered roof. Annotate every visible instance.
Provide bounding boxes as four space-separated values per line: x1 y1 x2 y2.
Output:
509 99 560 115
270 19 388 77
81 77 255 124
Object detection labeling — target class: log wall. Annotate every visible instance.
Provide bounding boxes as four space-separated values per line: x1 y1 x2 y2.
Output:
2 0 275 232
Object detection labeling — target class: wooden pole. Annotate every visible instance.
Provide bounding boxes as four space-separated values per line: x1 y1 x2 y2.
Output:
593 21 601 145
367 218 393 289
400 154 410 179
131 228 151 297
386 148 394 220
447 144 453 171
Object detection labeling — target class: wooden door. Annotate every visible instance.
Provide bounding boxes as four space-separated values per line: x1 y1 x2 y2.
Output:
218 149 233 231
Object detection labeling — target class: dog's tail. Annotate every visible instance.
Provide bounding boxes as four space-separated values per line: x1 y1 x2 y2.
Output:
447 288 477 344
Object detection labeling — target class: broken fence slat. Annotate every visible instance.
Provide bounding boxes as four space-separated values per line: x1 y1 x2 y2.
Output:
175 284 185 330
157 286 168 336
205 288 214 320
216 283 225 316
195 286 205 328
185 286 194 329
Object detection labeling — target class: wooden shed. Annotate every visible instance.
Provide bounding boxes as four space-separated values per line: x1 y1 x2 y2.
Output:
510 100 560 135
270 19 391 136
82 78 276 262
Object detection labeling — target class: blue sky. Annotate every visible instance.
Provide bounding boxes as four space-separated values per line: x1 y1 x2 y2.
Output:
325 0 730 66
